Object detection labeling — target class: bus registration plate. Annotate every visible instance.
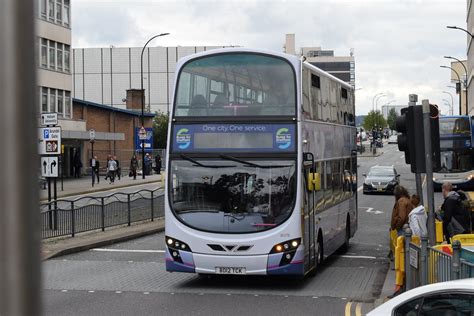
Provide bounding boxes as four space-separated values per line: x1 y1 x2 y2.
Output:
215 267 246 275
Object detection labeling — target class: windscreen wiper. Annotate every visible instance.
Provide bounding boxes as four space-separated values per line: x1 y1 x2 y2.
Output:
180 154 235 168
219 155 292 169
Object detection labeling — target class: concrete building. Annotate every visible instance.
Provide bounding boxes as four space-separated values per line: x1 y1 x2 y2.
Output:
72 46 229 114
467 0 474 116
284 34 355 87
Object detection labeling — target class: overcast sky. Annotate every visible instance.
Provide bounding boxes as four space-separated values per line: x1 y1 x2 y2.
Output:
72 0 467 115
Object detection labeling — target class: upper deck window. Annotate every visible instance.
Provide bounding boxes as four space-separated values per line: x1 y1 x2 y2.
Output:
174 53 296 117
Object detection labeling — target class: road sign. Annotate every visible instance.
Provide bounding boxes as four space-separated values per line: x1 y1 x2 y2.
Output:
39 127 61 155
139 126 147 140
40 112 58 126
41 156 59 177
89 129 95 141
135 127 153 152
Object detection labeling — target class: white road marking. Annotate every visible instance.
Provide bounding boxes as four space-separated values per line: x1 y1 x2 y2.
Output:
91 248 165 253
357 185 363 192
337 255 378 260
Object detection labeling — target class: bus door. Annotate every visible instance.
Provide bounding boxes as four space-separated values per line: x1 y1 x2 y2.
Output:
302 153 316 272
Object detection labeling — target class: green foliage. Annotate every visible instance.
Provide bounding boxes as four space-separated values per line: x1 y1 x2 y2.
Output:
362 110 386 131
387 108 398 130
153 111 169 149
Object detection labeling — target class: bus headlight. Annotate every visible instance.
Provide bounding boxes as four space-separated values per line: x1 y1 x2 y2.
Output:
270 238 301 254
165 236 192 252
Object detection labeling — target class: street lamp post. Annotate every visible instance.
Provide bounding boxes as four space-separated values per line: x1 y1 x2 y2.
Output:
440 65 462 115
375 94 386 128
140 33 169 179
442 99 453 116
444 56 468 113
447 25 474 38
372 92 385 113
442 91 454 115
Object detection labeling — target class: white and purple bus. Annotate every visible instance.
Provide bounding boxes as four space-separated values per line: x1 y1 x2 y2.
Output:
164 48 357 276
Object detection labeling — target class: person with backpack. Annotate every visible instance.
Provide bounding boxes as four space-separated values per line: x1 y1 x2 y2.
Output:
440 182 471 243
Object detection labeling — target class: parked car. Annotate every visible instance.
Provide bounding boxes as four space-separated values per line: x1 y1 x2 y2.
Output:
367 278 474 316
363 165 399 194
388 135 398 144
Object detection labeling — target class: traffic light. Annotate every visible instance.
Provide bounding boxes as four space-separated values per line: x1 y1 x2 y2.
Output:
396 107 414 165
396 105 440 173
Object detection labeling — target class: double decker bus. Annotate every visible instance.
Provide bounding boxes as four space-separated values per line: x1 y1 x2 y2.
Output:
165 48 357 276
433 116 474 191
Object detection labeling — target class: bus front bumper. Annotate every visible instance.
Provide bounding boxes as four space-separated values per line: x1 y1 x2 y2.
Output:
165 248 305 276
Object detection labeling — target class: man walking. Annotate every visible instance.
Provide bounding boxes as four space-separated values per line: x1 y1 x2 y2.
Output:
113 155 121 180
440 182 471 243
107 155 117 184
90 155 100 184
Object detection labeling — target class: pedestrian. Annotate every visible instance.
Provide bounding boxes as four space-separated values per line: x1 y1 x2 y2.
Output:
104 155 111 181
408 194 427 237
145 153 152 175
90 155 100 184
73 151 82 178
154 154 162 174
440 182 471 243
106 155 117 184
130 154 138 180
113 155 121 180
390 185 414 236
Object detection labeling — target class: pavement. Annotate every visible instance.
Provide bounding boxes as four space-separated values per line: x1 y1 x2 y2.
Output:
40 172 164 202
40 171 166 260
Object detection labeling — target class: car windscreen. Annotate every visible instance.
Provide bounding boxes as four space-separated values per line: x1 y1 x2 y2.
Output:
169 159 296 233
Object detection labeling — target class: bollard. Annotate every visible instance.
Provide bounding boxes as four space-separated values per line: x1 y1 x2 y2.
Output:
71 201 75 237
420 236 428 285
127 194 131 226
404 225 413 291
451 240 461 280
151 190 154 222
101 197 105 232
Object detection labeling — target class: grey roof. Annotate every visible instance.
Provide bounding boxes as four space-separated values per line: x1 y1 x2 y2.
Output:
73 98 156 117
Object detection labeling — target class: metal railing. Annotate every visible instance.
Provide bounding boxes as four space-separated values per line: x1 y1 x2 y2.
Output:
40 188 164 239
403 225 473 291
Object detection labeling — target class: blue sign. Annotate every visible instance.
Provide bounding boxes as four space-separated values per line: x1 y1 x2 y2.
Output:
172 123 296 153
135 127 153 152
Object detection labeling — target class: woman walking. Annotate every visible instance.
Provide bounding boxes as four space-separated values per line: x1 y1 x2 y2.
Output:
390 185 414 236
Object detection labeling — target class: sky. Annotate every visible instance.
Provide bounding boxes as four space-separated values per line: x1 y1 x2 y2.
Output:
72 0 467 115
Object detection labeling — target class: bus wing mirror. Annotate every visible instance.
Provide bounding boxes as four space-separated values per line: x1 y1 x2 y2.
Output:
307 172 321 191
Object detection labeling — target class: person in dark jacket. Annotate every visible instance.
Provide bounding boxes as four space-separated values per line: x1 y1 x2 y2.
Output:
90 155 100 184
440 182 471 242
390 185 414 236
154 154 162 174
130 155 138 180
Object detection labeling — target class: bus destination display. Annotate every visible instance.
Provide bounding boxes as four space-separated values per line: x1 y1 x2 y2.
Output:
172 123 295 152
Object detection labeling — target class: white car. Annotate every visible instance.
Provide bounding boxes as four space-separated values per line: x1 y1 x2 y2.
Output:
388 135 398 144
367 279 474 316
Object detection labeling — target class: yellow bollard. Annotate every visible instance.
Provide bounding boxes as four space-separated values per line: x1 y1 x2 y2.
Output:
394 236 405 290
435 220 444 244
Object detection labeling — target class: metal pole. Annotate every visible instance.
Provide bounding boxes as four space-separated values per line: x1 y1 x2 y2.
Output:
442 91 454 115
91 141 94 187
420 236 428 286
451 240 461 280
0 0 41 313
404 225 413 291
422 100 436 246
444 57 468 114
415 174 424 205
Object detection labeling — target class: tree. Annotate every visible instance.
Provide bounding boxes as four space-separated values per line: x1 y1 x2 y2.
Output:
386 108 398 131
362 110 386 131
153 111 169 149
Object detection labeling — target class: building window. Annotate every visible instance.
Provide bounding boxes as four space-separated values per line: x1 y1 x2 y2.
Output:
48 0 55 22
57 43 63 71
48 41 55 70
63 0 70 27
56 0 62 22
65 91 71 118
57 91 63 116
40 0 47 19
49 89 56 112
64 45 70 72
41 87 48 112
341 88 348 99
311 74 320 88
41 39 48 67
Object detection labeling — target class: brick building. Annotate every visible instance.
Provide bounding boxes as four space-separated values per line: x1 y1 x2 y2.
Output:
61 94 154 177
